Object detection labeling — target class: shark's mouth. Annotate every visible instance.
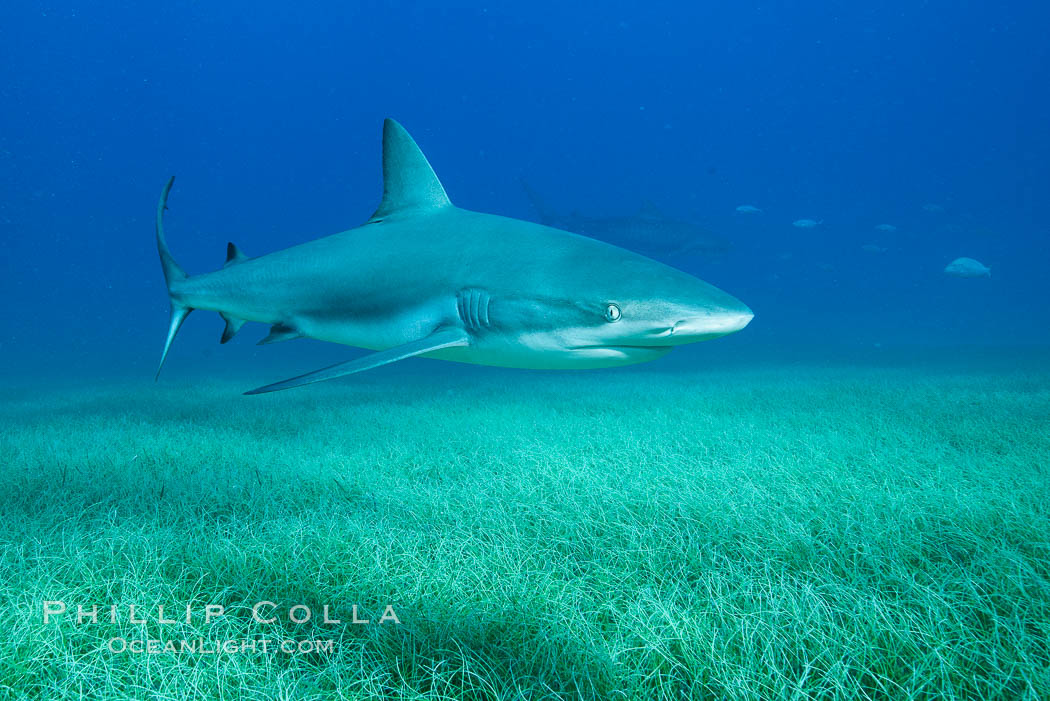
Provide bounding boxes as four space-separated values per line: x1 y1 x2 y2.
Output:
569 344 674 361
571 344 672 351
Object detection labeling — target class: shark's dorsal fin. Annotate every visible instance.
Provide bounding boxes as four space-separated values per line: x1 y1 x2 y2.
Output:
224 242 248 267
370 119 451 220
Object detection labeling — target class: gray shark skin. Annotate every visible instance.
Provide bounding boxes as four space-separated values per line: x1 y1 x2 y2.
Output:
521 180 731 261
156 120 753 394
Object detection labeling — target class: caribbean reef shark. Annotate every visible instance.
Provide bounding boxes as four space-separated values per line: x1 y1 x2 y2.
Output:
156 119 753 394
521 180 731 261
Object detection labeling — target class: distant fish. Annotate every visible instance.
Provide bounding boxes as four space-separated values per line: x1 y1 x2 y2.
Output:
922 203 945 213
792 218 822 228
521 180 730 261
944 257 991 278
735 205 762 214
861 244 888 253
874 224 897 232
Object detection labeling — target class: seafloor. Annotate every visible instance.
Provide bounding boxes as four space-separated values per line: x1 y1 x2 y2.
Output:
1 349 1048 699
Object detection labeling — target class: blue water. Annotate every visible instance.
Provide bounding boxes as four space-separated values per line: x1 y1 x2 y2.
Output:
2 2 1048 380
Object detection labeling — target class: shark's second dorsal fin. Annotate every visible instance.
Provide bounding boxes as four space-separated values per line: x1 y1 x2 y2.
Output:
370 119 451 220
224 242 248 268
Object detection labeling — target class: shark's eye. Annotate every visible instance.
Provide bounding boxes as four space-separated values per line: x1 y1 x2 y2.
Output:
604 303 622 322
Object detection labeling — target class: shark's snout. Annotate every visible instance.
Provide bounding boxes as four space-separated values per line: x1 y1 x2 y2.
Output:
670 306 753 342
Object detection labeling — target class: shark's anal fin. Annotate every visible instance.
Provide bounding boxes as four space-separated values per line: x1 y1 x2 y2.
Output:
244 328 469 395
257 323 302 345
220 314 246 344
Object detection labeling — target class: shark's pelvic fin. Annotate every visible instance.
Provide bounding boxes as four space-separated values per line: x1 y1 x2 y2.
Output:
220 314 246 344
244 328 470 395
155 177 194 379
370 119 451 220
257 323 302 345
224 242 248 268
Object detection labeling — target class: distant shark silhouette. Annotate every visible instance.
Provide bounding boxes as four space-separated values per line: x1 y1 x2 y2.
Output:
156 120 753 394
521 180 731 260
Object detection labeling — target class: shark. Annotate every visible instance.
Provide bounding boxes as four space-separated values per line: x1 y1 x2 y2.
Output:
155 119 753 394
521 181 731 261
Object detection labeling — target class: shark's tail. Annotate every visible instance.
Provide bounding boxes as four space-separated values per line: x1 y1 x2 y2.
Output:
155 177 193 379
519 178 552 225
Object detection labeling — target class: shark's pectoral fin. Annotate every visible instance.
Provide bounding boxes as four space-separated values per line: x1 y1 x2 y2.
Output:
244 328 470 395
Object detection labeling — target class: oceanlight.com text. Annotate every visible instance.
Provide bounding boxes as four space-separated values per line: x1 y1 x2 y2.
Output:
107 637 335 655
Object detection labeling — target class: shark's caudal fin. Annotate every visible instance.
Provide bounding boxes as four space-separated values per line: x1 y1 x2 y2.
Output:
155 177 192 379
244 328 469 395
370 119 452 220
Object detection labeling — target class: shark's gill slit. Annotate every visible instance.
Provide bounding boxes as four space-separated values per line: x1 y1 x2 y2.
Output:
457 288 491 332
480 291 490 327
